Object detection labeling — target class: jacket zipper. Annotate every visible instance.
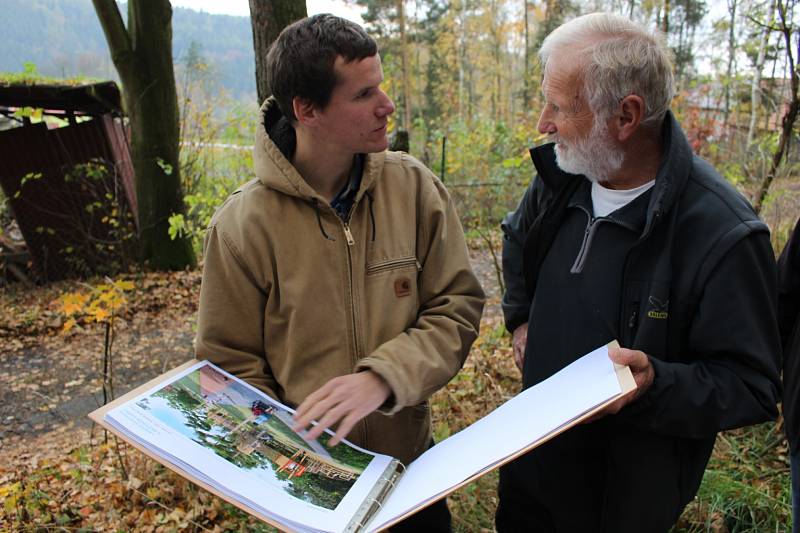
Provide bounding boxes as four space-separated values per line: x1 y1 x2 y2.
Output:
619 212 662 345
628 304 639 329
571 207 610 274
343 223 355 246
340 203 360 359
365 256 421 275
339 202 367 444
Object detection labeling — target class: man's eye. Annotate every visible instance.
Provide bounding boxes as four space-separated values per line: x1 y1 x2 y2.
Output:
550 103 560 112
357 89 372 99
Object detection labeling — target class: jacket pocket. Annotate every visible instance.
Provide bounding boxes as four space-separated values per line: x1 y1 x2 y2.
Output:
363 255 421 352
365 256 421 276
627 280 670 358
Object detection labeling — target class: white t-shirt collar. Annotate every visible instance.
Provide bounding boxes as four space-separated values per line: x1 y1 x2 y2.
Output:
591 179 656 218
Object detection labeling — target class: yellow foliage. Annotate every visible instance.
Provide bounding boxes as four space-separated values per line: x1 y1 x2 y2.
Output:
113 280 135 291
58 293 90 316
62 317 78 333
52 278 134 331
87 306 109 323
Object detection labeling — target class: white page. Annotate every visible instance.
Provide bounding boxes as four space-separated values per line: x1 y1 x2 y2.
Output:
369 345 623 530
104 361 394 533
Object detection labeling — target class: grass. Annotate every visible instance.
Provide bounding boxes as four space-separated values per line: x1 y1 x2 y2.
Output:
674 423 792 532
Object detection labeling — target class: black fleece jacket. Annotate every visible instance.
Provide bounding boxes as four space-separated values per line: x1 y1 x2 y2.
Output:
779 217 800 455
500 111 781 527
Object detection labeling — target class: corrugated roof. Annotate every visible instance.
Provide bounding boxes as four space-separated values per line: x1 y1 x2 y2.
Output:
0 81 123 116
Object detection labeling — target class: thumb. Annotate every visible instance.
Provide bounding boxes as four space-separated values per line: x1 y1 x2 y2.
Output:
607 345 623 364
611 347 649 371
608 346 637 366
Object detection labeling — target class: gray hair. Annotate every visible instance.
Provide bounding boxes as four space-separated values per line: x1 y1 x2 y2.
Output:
539 12 675 128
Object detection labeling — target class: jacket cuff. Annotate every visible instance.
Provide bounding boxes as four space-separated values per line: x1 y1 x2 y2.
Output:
354 358 406 415
503 306 529 334
618 354 663 418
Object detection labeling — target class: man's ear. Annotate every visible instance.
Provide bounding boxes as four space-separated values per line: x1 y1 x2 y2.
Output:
292 96 318 126
614 95 645 142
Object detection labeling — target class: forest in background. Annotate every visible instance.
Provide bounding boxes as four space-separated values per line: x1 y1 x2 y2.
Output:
351 0 799 240
2 0 798 245
0 0 256 99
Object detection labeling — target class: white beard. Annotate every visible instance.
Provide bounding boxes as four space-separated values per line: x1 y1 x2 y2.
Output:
553 118 625 183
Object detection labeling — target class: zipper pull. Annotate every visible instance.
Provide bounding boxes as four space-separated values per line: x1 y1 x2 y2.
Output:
343 224 355 246
628 309 638 330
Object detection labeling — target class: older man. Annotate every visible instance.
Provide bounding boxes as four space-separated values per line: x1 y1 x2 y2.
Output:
497 13 781 532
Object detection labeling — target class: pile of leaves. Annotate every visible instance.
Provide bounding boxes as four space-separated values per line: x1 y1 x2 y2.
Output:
0 247 792 531
0 314 516 533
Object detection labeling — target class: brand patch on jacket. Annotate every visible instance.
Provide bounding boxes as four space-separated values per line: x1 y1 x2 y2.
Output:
394 277 412 297
647 296 669 319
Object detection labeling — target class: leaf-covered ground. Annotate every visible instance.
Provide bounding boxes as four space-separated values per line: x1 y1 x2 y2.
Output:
0 242 791 531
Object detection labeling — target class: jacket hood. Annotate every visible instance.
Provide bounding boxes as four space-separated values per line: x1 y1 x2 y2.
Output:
529 110 692 238
254 98 386 203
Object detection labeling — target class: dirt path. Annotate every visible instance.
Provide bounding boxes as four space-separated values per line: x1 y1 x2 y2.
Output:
0 244 504 472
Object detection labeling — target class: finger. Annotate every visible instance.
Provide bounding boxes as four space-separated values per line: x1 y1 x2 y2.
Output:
608 347 646 368
293 394 339 432
582 410 604 424
608 389 636 412
293 382 333 421
303 404 348 441
583 387 636 424
328 411 362 446
582 401 614 424
302 420 327 442
607 345 622 362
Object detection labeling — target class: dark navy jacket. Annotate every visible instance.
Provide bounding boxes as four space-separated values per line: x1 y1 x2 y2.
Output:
500 111 781 529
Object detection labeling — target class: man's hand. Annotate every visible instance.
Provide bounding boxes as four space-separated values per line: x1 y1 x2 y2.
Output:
584 346 655 422
512 323 528 371
292 371 391 446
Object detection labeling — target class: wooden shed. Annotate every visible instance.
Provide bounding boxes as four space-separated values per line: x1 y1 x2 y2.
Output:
0 80 137 282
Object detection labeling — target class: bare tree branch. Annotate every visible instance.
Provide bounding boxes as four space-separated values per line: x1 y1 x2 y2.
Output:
91 0 134 75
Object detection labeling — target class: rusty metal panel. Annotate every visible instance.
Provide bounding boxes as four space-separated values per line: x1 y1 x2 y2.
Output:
101 115 138 226
0 116 138 281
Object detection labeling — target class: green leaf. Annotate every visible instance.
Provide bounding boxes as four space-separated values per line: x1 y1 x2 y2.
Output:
168 213 185 240
156 158 174 176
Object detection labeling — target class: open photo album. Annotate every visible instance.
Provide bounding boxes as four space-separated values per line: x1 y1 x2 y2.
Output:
89 342 635 533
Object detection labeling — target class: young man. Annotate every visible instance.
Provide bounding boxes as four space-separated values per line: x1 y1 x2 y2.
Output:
195 14 484 530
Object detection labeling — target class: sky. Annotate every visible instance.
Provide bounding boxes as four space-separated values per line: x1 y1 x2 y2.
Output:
169 0 365 24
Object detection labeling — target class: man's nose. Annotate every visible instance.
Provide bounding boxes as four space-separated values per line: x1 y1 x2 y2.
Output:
376 90 395 117
537 108 556 135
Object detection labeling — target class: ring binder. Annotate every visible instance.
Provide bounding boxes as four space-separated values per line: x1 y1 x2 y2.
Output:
89 345 635 533
344 458 403 532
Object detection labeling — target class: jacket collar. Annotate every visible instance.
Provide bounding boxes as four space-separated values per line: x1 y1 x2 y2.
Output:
529 110 693 238
567 179 652 233
254 98 385 204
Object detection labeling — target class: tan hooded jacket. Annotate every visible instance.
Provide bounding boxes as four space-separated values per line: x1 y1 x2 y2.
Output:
196 102 484 465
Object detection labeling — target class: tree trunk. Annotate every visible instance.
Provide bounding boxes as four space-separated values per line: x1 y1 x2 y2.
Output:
753 0 799 214
249 0 308 106
523 0 530 106
457 1 466 121
398 0 412 132
723 0 737 131
92 0 195 270
491 0 502 123
748 0 777 146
